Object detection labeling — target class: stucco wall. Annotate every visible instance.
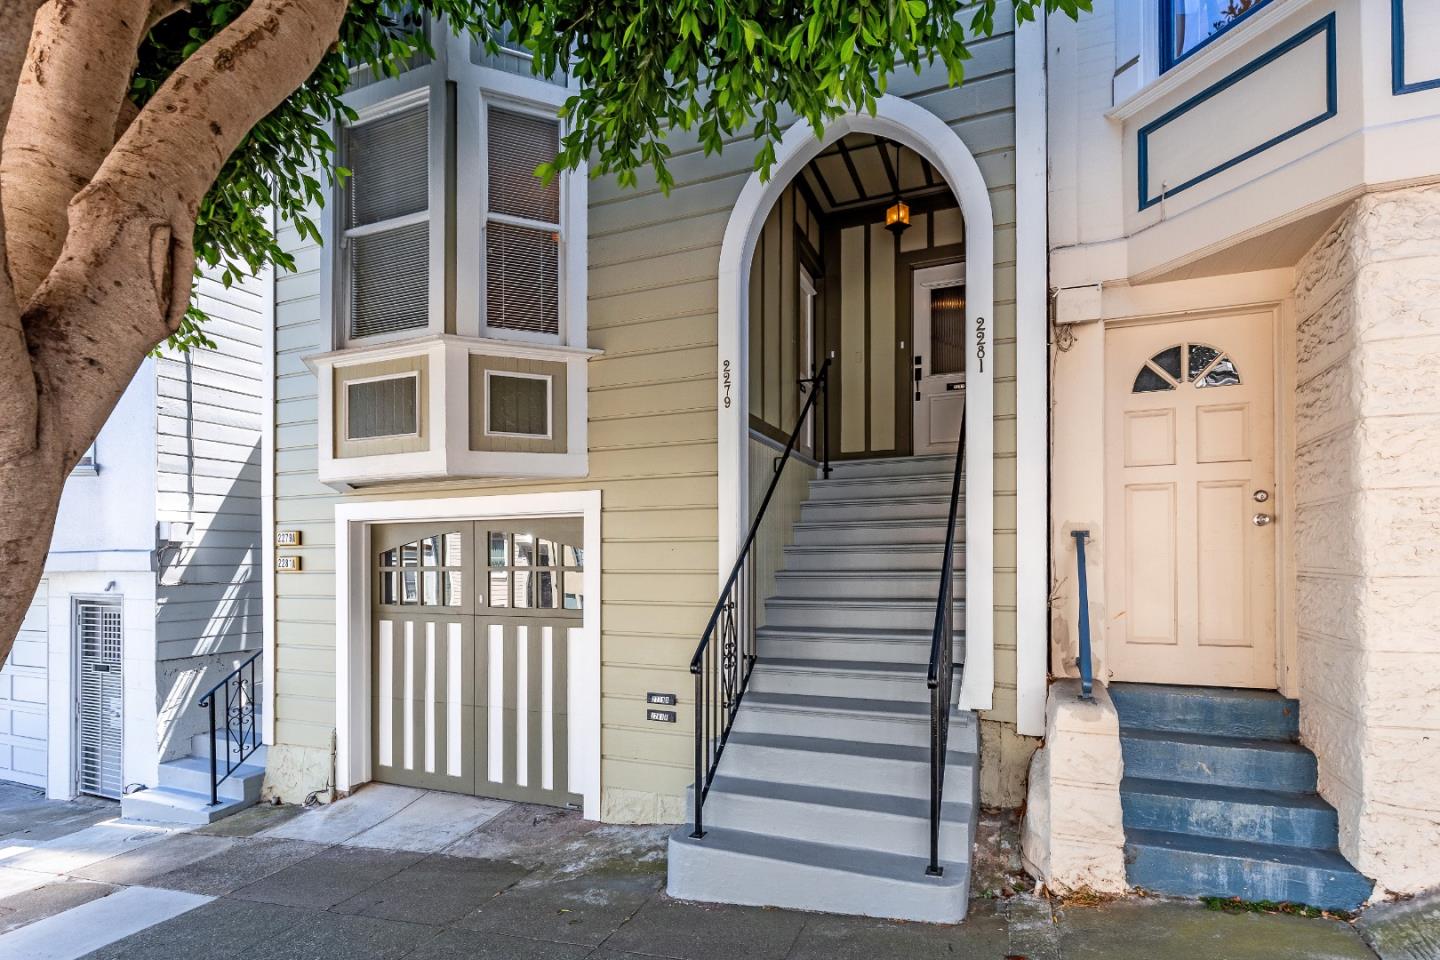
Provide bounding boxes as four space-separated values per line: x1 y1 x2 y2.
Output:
1291 184 1440 894
266 6 1026 820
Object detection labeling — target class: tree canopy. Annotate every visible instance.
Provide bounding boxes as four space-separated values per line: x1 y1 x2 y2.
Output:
145 0 1088 350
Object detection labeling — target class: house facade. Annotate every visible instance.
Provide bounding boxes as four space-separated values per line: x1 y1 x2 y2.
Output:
253 0 1438 925
1027 0 1440 906
0 265 269 819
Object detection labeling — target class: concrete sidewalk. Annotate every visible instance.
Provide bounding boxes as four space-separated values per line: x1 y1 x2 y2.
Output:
0 782 1414 960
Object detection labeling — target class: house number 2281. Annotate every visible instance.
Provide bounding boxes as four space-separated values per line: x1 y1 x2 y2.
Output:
974 316 986 373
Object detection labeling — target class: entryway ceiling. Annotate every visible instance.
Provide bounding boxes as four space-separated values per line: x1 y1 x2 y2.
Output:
799 133 952 216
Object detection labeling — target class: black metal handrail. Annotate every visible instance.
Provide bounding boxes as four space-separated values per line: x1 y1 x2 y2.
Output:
689 357 831 839
926 411 965 876
196 650 262 806
1071 530 1094 700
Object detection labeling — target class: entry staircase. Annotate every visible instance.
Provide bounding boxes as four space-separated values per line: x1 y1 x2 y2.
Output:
123 655 266 825
668 453 978 924
121 721 267 824
1113 683 1373 910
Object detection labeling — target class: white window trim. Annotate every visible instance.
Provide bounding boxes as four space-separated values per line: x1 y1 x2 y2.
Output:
328 70 449 350
483 369 554 440
343 371 422 442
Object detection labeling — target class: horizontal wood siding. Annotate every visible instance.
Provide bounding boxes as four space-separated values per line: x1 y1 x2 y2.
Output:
155 268 268 761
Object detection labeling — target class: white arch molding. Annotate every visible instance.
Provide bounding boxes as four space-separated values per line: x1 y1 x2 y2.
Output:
716 94 996 713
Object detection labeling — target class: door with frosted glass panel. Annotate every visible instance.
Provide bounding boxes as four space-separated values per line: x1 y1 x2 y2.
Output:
912 262 966 454
371 520 583 806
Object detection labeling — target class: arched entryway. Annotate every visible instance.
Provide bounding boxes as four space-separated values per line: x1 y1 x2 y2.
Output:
715 93 996 712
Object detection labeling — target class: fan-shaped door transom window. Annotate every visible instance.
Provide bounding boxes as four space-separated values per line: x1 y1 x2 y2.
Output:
1132 343 1240 393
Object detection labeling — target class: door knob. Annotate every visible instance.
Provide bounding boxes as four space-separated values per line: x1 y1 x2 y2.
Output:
1253 490 1269 503
1252 513 1273 527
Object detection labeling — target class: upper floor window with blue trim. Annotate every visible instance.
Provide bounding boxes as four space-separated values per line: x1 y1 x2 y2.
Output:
1161 0 1274 71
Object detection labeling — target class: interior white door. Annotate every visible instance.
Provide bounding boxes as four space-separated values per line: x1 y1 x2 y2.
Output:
1104 312 1277 687
912 263 966 454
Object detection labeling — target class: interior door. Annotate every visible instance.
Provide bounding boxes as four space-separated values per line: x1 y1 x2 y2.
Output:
371 519 584 807
912 263 966 454
1104 312 1277 687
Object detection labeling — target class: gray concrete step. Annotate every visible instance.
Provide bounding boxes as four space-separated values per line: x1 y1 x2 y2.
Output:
764 596 964 631
667 826 970 923
772 569 964 601
792 518 959 546
691 776 973 860
157 755 265 803
800 495 956 523
718 729 977 795
782 542 954 572
825 455 958 480
120 786 254 825
808 474 957 501
756 625 947 664
747 658 932 700
733 695 973 748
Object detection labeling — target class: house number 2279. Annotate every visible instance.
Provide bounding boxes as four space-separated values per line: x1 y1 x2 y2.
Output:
722 359 733 408
974 316 986 373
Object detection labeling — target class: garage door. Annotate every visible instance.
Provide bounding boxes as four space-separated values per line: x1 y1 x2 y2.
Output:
0 581 49 788
371 519 583 807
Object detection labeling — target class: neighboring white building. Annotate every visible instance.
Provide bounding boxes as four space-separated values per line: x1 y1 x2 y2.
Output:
1029 0 1440 904
0 266 270 809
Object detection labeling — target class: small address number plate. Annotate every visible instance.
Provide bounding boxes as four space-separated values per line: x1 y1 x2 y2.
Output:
275 556 302 572
647 709 677 723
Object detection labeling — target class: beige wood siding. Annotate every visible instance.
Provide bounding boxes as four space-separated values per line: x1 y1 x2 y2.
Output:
268 6 1022 816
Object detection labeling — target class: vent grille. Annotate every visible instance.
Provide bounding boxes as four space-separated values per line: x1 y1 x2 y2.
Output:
486 221 558 336
346 106 428 229
347 374 420 440
488 108 560 223
350 222 429 339
488 374 550 436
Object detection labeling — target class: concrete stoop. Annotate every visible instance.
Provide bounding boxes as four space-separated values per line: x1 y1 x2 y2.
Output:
1112 683 1374 910
666 455 978 923
122 728 267 825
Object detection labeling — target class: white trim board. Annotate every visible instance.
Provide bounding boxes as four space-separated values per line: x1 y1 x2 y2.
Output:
1014 17 1050 738
333 490 602 820
715 93 997 714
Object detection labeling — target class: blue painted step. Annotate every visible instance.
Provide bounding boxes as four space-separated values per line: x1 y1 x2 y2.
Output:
1121 777 1339 849
1120 728 1317 792
1125 828 1373 911
1109 683 1299 741
1112 683 1372 910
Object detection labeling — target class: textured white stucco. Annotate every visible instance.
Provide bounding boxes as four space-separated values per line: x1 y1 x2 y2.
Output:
1021 679 1128 894
1292 185 1440 895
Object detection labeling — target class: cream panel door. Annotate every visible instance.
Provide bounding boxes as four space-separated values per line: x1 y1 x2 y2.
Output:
1104 313 1277 687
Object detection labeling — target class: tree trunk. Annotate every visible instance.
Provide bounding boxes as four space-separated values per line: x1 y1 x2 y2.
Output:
0 0 349 669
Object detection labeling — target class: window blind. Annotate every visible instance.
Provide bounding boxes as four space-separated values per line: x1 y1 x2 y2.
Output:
344 103 430 339
486 107 561 336
486 221 559 335
351 221 429 339
488 108 560 223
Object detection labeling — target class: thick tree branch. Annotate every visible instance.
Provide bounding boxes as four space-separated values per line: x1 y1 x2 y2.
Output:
2 0 154 305
0 0 44 463
25 0 347 460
